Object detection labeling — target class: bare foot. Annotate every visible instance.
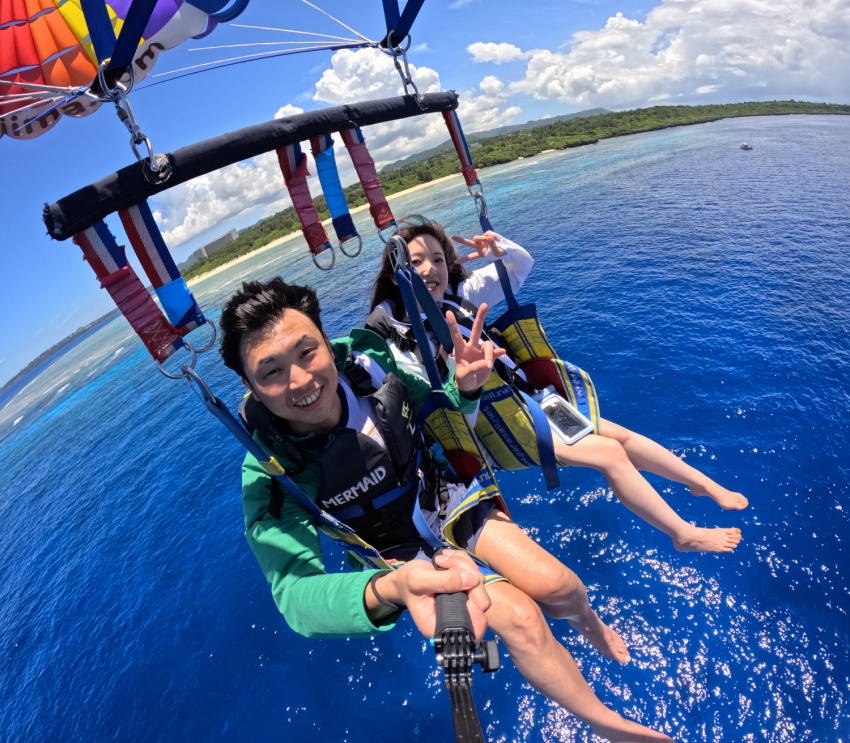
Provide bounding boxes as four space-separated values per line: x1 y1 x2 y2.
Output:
690 482 748 510
673 525 742 553
592 715 675 742
567 610 631 664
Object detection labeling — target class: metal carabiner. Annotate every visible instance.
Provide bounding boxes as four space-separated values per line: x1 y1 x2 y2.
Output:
312 245 336 271
382 35 426 109
387 234 411 273
181 364 217 405
472 190 489 222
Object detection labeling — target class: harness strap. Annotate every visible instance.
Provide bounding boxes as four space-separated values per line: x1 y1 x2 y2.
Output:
186 368 394 570
107 0 159 74
276 142 333 257
119 201 206 333
441 300 560 486
73 222 184 362
381 0 427 47
310 134 360 252
442 110 518 309
340 127 395 232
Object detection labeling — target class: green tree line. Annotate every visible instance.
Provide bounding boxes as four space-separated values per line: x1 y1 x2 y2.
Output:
182 99 849 280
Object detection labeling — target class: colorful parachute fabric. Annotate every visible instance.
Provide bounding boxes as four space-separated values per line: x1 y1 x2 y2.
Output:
0 0 247 140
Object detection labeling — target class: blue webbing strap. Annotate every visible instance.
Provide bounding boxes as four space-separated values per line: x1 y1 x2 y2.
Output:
80 0 117 65
210 0 251 23
409 268 454 353
184 369 391 568
311 134 359 246
517 391 559 490
395 267 445 390
107 0 160 73
381 0 426 46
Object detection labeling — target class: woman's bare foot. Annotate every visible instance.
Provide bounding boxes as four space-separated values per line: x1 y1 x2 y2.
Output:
567 610 631 664
592 714 675 742
690 481 748 510
673 525 742 553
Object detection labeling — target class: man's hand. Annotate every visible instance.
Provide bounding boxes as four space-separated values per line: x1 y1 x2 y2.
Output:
377 551 490 642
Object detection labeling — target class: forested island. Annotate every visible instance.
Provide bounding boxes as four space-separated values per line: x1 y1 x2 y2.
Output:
4 100 846 393
181 99 849 280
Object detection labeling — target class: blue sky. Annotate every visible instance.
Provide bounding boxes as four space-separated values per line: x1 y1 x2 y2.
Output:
1 0 848 386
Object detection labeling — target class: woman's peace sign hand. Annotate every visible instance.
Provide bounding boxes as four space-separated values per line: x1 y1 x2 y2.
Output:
447 303 505 392
452 231 507 264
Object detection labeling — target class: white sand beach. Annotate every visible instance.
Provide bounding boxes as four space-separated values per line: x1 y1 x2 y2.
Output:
187 172 464 287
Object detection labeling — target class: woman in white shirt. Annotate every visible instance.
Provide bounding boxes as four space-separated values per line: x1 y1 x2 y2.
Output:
366 215 747 554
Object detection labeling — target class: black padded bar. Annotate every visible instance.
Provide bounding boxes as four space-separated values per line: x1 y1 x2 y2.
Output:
44 91 460 241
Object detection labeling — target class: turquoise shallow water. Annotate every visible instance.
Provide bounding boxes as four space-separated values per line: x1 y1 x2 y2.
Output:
2 114 849 742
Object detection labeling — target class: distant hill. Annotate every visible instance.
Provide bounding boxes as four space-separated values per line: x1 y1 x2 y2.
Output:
380 108 610 172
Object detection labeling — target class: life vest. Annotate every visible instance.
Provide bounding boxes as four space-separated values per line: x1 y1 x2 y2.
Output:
240 359 441 550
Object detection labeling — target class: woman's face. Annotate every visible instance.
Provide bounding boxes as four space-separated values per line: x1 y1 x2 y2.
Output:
240 309 341 435
408 234 450 302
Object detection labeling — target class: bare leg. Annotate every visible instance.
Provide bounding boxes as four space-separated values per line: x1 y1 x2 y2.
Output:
598 419 748 510
475 510 630 663
486 581 674 742
554 432 742 553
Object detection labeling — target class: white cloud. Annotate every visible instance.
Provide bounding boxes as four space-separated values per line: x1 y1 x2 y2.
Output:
467 42 527 64
274 104 305 119
154 48 521 246
155 152 289 246
508 1 850 109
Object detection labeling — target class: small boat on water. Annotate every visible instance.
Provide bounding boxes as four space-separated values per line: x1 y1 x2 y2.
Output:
740 142 753 150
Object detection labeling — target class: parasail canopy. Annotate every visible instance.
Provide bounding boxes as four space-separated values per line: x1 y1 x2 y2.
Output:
0 0 250 141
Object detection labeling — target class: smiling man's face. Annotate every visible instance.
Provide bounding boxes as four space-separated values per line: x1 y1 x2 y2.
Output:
240 309 341 435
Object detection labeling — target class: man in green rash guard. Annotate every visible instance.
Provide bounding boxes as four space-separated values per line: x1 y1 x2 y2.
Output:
219 277 673 742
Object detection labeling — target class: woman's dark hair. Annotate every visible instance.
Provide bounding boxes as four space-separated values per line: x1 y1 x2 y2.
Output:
219 277 323 377
369 215 469 319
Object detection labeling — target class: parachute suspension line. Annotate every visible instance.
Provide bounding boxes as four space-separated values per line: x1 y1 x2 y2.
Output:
310 134 362 257
442 109 518 310
73 222 185 363
118 202 209 343
298 0 375 44
173 364 394 571
277 141 336 270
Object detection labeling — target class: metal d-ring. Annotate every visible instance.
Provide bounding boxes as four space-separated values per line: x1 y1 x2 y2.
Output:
378 221 400 245
156 341 197 380
312 245 336 271
190 320 217 354
339 234 363 258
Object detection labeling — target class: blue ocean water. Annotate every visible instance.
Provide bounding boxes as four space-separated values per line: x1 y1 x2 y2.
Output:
2 114 849 742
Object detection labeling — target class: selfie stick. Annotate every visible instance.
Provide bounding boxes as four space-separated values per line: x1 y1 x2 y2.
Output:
432 551 500 743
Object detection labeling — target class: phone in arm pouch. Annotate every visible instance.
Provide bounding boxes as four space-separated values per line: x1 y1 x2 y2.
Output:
533 387 594 445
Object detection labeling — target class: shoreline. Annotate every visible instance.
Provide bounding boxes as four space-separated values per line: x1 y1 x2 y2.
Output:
187 172 464 287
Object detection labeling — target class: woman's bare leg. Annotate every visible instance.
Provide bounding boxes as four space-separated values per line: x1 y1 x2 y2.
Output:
554 432 741 553
475 510 629 662
598 418 748 510
486 581 674 742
